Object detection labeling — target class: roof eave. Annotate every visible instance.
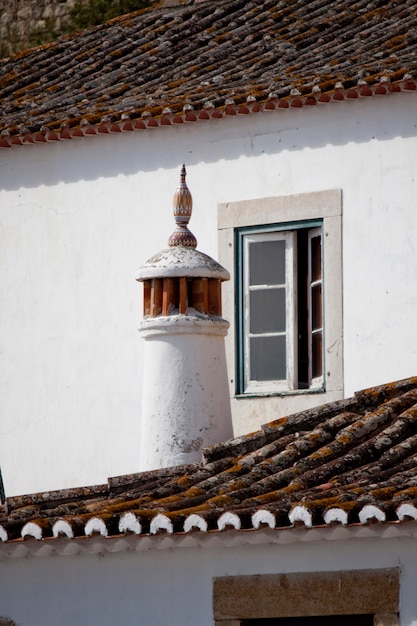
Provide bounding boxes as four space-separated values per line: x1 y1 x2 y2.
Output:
1 519 416 561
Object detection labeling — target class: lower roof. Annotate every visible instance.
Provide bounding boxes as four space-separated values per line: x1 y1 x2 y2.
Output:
2 376 417 555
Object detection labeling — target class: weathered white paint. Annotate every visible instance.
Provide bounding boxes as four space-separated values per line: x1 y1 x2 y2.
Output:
84 517 108 537
139 314 233 470
150 513 173 535
1 93 417 495
359 505 386 524
397 504 417 521
323 508 348 525
251 509 276 529
0 525 7 542
21 522 42 540
118 512 142 535
52 519 74 539
217 512 241 531
183 514 207 532
0 531 417 626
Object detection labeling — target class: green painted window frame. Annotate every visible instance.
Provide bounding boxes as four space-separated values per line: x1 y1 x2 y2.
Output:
235 219 324 396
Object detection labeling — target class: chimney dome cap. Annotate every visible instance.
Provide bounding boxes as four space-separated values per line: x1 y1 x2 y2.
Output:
136 246 230 282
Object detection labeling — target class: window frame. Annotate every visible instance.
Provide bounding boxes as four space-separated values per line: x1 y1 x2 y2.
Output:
236 219 324 395
213 569 399 626
218 189 343 419
307 226 324 387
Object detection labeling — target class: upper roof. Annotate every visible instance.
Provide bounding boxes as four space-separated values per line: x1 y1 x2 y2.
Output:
1 0 417 148
2 376 417 557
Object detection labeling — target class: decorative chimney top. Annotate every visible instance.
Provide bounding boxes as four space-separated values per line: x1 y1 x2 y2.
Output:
168 164 197 248
136 166 229 318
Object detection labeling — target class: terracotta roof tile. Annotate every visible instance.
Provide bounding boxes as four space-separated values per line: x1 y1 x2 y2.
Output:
2 376 417 549
0 0 416 145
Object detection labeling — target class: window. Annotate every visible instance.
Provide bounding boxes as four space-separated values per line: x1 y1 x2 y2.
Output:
218 189 343 421
237 222 323 394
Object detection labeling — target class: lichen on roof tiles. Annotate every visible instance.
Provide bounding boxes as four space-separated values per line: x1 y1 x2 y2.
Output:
2 376 417 548
0 0 416 144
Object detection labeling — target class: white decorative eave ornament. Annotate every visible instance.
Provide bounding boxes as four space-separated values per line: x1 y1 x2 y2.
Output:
85 517 108 537
396 503 417 521
21 522 43 540
150 514 173 535
217 512 241 531
52 519 74 539
119 512 142 535
323 508 348 525
0 525 8 542
288 505 313 528
358 505 386 524
183 514 208 533
251 509 276 529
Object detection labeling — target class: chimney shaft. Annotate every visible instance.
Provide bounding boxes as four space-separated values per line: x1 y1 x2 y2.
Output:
136 166 233 471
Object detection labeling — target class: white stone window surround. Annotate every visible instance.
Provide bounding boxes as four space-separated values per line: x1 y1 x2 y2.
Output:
218 189 343 434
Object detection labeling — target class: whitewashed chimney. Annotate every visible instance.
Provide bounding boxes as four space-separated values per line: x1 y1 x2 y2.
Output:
136 166 233 471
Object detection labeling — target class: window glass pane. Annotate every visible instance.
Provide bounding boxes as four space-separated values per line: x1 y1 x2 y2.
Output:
311 283 322 330
250 288 286 334
312 331 323 378
310 234 322 282
249 240 286 285
250 335 286 381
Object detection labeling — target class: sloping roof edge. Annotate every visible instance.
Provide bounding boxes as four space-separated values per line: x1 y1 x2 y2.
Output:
3 376 417 557
1 77 416 150
1 517 417 561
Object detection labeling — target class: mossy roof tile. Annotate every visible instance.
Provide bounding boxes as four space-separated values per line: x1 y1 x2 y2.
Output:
2 376 417 546
0 0 416 143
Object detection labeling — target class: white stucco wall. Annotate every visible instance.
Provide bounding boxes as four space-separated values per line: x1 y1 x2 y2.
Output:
0 531 415 626
1 92 417 496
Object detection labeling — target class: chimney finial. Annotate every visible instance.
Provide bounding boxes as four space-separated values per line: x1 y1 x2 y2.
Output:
168 164 197 248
